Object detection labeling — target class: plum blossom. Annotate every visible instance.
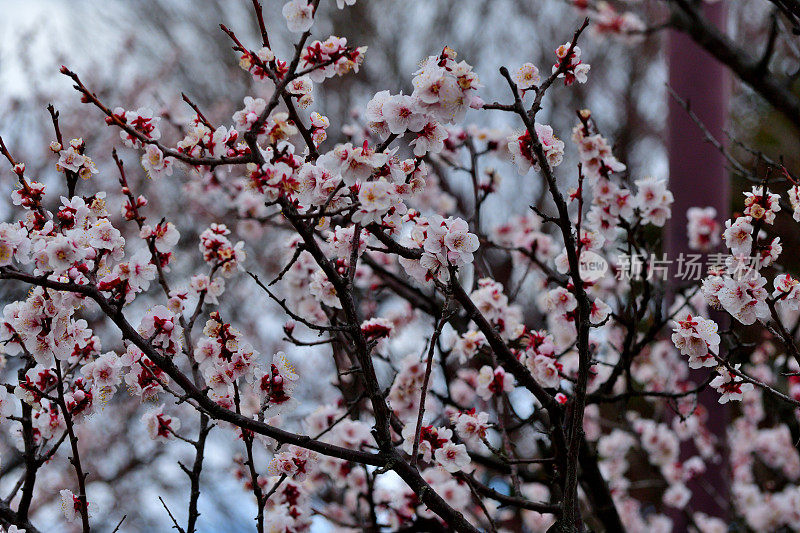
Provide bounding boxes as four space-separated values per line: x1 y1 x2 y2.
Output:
283 0 314 33
452 410 490 444
326 225 367 264
401 424 452 463
388 355 431 419
0 223 29 266
287 76 314 108
789 185 800 221
0 6 794 529
198 224 246 275
117 248 157 293
687 207 721 251
710 365 754 403
773 273 800 311
514 62 541 89
54 139 99 180
138 306 182 355
88 218 124 254
45 235 86 274
553 42 590 85
399 215 480 284
238 47 274 81
309 112 330 145
382 94 427 134
142 404 181 441
113 107 161 148
634 177 673 227
269 446 318 481
318 142 389 186
591 2 646 42
409 121 448 157
717 274 769 326
56 146 85 173
81 352 122 392
572 120 626 184
743 186 780 224
60 489 98 523
545 287 577 314
0 387 16 419
441 218 479 264
507 123 564 174
411 46 481 124
434 441 472 473
476 366 515 400
526 354 561 388
360 317 393 341
300 35 367 83
634 419 680 467
590 298 611 324
366 90 391 138
123 349 167 399
254 352 300 416
353 178 402 226
671 313 720 368
663 483 692 508
262 112 297 145
141 145 173 179
723 216 753 256
141 221 180 253
451 330 486 363
536 123 567 168
294 163 340 207
233 96 267 132
309 269 341 308
189 274 225 305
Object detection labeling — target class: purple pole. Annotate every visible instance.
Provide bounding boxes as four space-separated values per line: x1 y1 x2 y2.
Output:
667 2 729 524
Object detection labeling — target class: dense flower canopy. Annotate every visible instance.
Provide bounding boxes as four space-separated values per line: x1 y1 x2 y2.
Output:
0 0 799 532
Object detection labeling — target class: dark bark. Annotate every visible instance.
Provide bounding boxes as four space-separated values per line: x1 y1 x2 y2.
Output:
670 0 800 129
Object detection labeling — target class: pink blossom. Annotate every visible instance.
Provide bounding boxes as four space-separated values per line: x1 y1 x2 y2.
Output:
282 0 314 33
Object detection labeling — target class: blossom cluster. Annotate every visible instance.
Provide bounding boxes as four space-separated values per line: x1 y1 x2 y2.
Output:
1 2 798 531
398 214 480 284
401 424 472 473
53 138 99 179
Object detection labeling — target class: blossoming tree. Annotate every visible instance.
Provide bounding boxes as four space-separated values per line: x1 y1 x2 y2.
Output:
1 1 799 532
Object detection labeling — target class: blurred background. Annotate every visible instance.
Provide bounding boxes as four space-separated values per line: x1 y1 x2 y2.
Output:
0 0 792 530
